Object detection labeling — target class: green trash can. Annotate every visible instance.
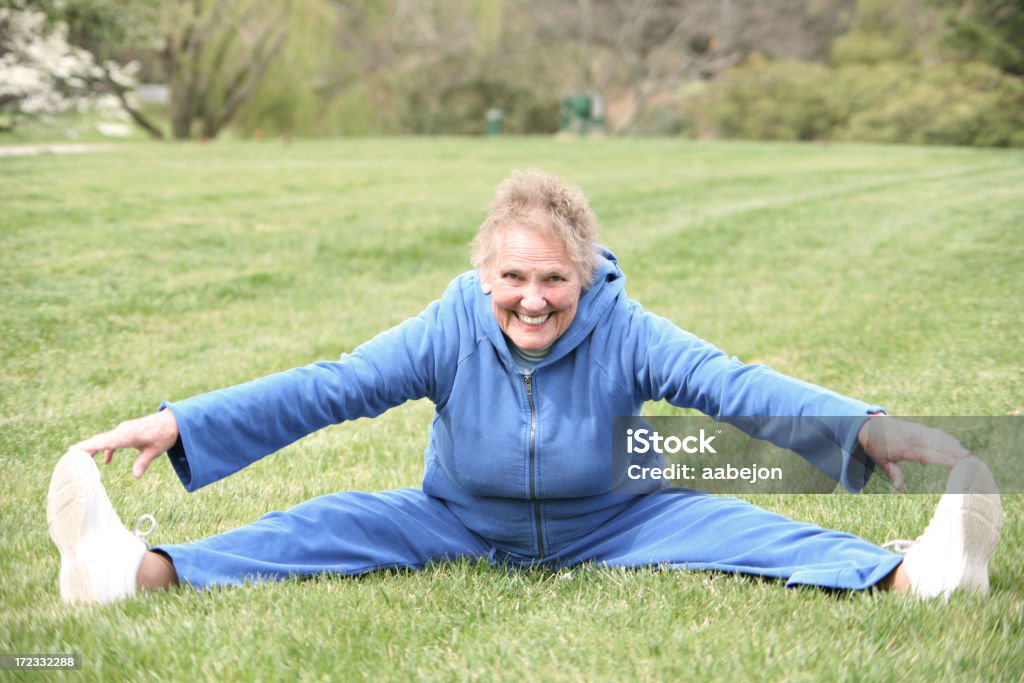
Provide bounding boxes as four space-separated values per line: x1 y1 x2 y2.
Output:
560 93 594 134
486 108 504 136
571 94 591 120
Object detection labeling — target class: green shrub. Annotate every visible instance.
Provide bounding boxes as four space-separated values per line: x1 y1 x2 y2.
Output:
318 82 400 136
830 31 913 66
836 62 1024 147
697 56 845 142
696 57 1024 147
632 102 694 137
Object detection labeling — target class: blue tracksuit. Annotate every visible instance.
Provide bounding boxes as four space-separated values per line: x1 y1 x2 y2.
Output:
156 249 901 589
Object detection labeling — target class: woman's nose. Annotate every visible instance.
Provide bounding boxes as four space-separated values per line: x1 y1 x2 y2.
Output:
521 284 547 312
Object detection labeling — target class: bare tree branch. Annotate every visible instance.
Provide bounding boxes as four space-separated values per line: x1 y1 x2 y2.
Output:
203 20 288 138
100 63 164 139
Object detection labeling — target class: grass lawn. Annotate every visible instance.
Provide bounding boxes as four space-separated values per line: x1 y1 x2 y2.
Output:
1 137 1022 681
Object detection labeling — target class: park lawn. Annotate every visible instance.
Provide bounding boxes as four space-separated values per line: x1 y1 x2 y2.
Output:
1 137 1022 681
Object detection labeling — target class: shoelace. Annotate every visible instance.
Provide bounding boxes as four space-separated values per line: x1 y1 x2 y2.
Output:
882 539 915 555
134 514 157 548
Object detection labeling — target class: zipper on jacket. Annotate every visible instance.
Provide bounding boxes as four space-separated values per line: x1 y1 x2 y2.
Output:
523 372 544 558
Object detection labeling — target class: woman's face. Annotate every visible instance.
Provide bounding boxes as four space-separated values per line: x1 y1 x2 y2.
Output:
481 226 582 352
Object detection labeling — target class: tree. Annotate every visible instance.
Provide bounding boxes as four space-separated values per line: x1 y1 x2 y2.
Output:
23 0 165 137
313 0 546 135
0 6 135 131
930 0 1024 75
39 0 296 140
163 0 289 139
828 0 943 67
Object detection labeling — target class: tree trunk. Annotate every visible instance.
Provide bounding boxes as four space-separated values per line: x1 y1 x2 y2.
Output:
201 25 287 139
163 0 287 140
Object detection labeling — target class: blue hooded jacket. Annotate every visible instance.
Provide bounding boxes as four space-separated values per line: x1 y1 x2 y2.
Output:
163 249 883 558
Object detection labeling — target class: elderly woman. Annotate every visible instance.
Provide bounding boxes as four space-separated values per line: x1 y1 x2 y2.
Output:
48 170 1001 605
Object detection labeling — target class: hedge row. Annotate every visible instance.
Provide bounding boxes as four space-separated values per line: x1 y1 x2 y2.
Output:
688 57 1024 147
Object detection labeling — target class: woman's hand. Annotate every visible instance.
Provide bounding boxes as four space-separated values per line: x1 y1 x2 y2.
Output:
857 414 970 490
72 409 180 479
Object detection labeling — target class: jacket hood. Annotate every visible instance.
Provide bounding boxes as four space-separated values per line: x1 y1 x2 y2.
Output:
472 245 626 369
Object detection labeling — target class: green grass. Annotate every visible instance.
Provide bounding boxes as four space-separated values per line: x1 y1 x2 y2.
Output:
1 137 1022 681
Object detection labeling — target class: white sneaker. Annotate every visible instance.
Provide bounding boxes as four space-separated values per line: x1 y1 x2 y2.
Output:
46 448 152 604
884 457 1002 599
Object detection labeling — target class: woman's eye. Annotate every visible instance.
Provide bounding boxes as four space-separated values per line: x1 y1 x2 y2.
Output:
503 273 519 280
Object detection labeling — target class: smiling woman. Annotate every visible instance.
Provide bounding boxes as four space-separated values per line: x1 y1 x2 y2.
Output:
46 168 1000 606
479 228 582 352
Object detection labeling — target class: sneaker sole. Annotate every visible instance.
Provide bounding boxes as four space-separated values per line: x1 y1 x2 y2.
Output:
46 449 100 603
947 457 1002 596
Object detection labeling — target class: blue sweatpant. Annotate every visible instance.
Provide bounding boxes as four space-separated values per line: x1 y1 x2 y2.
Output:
155 489 902 591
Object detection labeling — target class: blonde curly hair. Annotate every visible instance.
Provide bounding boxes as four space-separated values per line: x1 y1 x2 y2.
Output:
471 169 601 286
